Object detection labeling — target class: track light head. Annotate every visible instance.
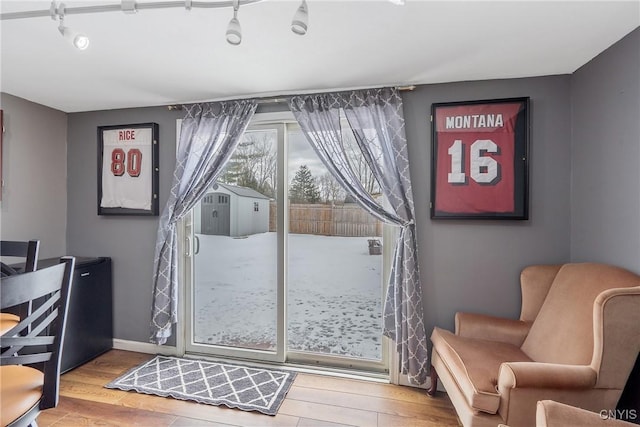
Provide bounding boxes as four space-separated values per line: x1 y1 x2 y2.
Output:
291 0 308 35
58 23 90 50
226 16 241 45
55 3 89 50
71 31 90 50
226 0 242 45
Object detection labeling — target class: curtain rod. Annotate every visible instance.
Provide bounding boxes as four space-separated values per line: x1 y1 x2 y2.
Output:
166 85 416 111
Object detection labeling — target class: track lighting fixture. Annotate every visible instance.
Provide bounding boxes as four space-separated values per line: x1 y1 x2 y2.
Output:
54 2 90 50
225 0 242 46
4 0 312 49
291 0 308 36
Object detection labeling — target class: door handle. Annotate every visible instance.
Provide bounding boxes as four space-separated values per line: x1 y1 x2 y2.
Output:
194 235 200 255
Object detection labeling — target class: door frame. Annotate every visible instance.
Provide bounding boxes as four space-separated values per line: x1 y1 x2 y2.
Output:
178 112 392 375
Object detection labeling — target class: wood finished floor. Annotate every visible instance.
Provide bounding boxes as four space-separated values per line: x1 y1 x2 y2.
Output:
38 350 460 427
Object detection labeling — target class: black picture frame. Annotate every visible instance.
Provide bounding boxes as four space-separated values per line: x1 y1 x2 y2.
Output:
97 123 159 216
430 97 529 220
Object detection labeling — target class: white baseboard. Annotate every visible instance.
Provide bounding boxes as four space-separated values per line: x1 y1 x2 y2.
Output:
112 339 180 356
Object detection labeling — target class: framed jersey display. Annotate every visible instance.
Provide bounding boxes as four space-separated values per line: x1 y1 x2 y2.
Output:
430 97 529 220
98 123 159 216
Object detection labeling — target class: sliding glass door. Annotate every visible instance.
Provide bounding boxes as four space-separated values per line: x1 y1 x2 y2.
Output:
184 117 387 373
185 124 285 363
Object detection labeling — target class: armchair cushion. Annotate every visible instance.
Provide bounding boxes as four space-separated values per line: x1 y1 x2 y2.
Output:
431 327 532 414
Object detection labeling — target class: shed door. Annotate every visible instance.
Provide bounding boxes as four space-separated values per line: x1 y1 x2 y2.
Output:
201 193 230 236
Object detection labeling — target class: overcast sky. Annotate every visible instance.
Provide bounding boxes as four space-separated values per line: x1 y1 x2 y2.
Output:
287 128 327 180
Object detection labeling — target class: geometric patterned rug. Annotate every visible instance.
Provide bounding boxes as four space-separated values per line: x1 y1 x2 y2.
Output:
105 355 296 415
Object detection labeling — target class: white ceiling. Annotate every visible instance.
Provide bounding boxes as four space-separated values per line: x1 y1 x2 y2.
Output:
1 0 638 113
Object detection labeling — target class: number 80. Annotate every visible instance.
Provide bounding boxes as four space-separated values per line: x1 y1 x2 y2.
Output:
111 148 142 177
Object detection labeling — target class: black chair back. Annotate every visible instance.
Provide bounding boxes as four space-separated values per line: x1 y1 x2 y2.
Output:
1 257 75 413
0 240 40 274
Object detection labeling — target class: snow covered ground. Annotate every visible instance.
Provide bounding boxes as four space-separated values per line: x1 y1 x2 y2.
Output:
193 232 383 360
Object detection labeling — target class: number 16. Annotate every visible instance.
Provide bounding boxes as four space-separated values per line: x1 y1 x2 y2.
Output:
447 139 501 185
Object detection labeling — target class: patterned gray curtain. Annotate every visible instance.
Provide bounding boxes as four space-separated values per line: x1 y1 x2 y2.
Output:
289 88 428 385
150 100 257 345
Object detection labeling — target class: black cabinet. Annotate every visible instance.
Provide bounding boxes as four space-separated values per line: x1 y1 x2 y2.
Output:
62 257 113 373
37 257 113 373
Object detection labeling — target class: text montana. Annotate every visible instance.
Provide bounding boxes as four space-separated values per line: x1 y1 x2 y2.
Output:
445 114 504 129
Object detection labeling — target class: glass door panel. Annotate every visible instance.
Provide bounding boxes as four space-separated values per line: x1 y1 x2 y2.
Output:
193 231 277 350
187 125 283 361
286 125 386 366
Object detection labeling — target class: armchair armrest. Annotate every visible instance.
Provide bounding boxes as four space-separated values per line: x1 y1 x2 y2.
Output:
536 400 637 427
498 362 597 390
455 312 531 346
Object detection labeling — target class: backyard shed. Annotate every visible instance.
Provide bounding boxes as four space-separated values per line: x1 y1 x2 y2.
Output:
195 183 270 237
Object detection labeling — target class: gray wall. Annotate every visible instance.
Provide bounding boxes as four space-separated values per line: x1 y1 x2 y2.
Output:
64 76 572 344
60 29 639 348
0 93 68 259
402 76 572 335
570 28 640 273
66 107 182 343
570 27 640 414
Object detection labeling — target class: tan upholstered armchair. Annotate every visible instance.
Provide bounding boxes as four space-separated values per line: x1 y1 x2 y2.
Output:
535 400 637 427
428 263 640 427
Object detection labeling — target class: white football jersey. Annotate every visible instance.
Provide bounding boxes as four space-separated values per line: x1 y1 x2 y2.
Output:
101 127 153 210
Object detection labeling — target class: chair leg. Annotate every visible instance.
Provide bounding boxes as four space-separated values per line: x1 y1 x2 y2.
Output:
426 365 438 397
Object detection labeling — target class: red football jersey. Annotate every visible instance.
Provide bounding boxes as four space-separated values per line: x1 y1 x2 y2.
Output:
434 103 523 215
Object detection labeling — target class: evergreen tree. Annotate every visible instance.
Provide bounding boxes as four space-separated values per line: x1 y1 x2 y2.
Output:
290 165 321 204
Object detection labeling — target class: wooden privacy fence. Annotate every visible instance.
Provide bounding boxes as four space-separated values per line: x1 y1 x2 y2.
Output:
269 202 382 237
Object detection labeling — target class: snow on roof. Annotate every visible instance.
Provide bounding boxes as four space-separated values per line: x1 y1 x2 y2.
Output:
214 182 270 200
